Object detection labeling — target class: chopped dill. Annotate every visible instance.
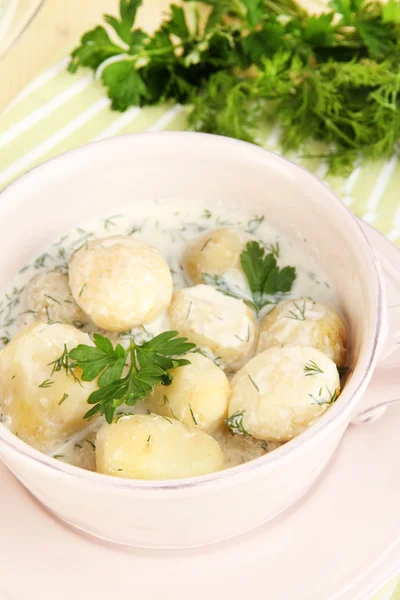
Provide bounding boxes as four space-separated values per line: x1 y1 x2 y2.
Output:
225 411 249 435
58 393 69 405
248 374 259 391
186 300 193 320
44 294 60 305
265 241 280 259
38 379 54 388
79 283 87 297
286 300 307 321
309 387 339 406
201 238 212 252
34 254 50 269
48 343 81 385
189 405 198 425
104 214 121 230
115 412 133 422
304 360 324 377
246 215 264 234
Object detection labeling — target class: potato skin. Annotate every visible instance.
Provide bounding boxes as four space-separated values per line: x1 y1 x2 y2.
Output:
256 298 347 366
68 236 173 332
168 284 257 371
96 414 224 480
0 322 98 451
24 270 87 328
228 346 340 442
183 228 249 285
148 353 230 433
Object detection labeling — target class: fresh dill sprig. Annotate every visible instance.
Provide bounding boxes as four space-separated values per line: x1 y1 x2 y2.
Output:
189 404 198 425
303 360 324 376
38 379 54 388
225 410 249 435
104 214 121 230
48 343 81 385
264 242 280 259
309 386 339 406
286 300 307 321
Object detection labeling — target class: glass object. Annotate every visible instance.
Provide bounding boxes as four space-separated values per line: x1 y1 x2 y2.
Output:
0 0 45 59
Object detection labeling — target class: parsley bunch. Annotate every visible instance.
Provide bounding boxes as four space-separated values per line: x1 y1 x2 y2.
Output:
68 331 195 423
69 0 400 173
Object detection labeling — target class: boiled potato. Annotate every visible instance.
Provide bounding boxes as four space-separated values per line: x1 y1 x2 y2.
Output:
69 236 173 332
23 270 88 328
228 346 340 442
0 321 98 451
183 228 249 285
256 298 347 366
168 284 257 371
148 353 230 433
96 414 224 480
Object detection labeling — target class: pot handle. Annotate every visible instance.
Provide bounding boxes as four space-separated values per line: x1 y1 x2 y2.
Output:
351 246 400 425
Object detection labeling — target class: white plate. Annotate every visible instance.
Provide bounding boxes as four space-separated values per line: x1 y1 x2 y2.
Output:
0 221 399 600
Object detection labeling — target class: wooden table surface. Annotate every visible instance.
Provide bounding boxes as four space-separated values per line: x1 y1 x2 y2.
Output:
0 0 173 112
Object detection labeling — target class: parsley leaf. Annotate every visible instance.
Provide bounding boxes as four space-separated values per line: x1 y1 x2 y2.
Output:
69 333 126 387
203 241 296 313
68 27 124 74
102 61 147 110
382 0 400 24
240 241 296 312
69 331 196 424
99 1 144 47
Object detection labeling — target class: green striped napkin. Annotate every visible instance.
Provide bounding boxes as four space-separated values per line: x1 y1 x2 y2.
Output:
1 57 400 250
0 56 399 600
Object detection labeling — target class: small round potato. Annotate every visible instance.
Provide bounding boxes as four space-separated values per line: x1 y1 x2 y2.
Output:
228 346 340 442
256 298 347 366
168 284 257 371
69 236 173 332
183 228 249 285
24 270 88 328
0 322 98 451
96 414 224 480
148 353 230 433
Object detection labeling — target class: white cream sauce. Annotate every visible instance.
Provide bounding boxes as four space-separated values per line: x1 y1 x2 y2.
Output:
0 198 341 470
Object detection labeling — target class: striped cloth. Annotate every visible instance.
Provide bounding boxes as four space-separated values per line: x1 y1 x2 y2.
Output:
1 56 400 248
0 57 399 600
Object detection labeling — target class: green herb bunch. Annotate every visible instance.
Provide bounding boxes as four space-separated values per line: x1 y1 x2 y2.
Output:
68 331 195 423
69 0 400 173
